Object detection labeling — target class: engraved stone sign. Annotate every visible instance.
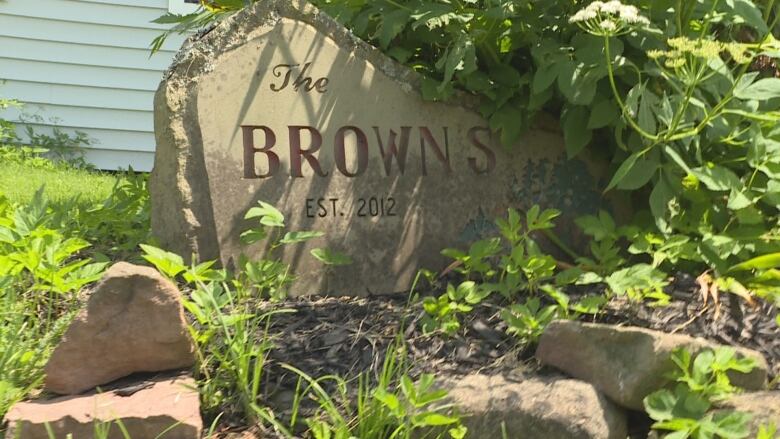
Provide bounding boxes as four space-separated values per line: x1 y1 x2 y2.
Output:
151 0 608 295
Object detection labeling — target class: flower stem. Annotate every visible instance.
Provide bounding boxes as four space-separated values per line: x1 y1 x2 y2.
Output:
604 36 659 141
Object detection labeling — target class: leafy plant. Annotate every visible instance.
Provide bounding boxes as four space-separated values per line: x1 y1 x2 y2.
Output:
643 347 758 439
0 190 107 310
150 0 260 54
183 280 290 422
0 92 20 144
436 207 604 343
570 0 780 305
421 281 491 335
277 341 466 439
501 296 560 344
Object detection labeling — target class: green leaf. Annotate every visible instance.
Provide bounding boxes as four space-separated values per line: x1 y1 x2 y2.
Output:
644 389 677 421
239 230 266 245
563 106 592 158
244 201 285 227
532 62 560 94
606 151 641 191
587 99 620 129
711 410 752 438
727 189 752 210
374 388 401 411
412 412 459 427
279 230 324 244
151 12 197 24
618 155 659 190
377 9 411 49
692 166 741 191
140 244 185 278
310 248 352 266
490 106 525 146
734 77 780 101
729 252 780 271
724 0 768 34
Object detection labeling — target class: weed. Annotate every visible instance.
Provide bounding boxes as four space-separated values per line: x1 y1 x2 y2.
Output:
644 347 758 439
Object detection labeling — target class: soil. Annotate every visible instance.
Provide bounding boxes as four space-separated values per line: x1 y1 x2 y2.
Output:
217 275 779 438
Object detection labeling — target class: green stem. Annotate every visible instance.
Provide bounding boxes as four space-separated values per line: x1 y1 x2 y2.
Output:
665 60 708 141
604 36 660 141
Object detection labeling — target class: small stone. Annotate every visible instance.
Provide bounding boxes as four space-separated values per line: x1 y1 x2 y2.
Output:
438 373 628 439
535 320 768 410
4 375 202 439
713 391 780 436
45 262 196 395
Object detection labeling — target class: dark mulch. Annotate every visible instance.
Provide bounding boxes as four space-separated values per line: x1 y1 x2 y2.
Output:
218 276 778 437
600 273 780 379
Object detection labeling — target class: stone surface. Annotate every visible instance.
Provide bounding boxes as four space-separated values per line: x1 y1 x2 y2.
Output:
45 262 196 395
151 0 614 296
4 375 201 439
714 391 780 436
437 373 628 439
535 320 769 410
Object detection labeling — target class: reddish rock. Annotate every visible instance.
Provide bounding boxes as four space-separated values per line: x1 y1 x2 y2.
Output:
45 262 196 395
4 375 202 439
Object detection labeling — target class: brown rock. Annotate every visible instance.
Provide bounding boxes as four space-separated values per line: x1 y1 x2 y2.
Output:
714 391 780 436
439 373 628 439
535 320 768 410
4 375 202 439
45 262 196 395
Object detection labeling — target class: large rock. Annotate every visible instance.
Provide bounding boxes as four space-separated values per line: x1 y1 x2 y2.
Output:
45 262 196 395
150 0 613 296
535 321 768 410
4 375 201 439
714 391 780 436
438 373 628 439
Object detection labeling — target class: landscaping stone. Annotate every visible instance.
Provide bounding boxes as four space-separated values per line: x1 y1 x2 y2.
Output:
535 320 768 410
44 262 196 395
4 375 201 439
150 0 614 297
713 391 780 436
438 373 628 439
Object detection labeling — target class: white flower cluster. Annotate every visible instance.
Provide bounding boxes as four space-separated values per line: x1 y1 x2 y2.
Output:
570 1 650 29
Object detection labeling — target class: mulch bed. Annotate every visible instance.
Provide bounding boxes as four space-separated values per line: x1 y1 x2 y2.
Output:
220 276 778 437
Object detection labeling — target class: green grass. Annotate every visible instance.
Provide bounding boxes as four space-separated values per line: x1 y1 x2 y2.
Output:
0 161 117 206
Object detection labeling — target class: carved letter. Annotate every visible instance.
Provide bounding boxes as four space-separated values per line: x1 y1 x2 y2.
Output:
467 127 496 174
288 125 327 178
293 62 314 92
334 126 369 177
374 127 411 176
314 77 329 93
242 125 279 178
419 127 452 176
270 64 295 92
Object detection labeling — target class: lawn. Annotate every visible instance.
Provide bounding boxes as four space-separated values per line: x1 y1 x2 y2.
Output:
0 161 117 206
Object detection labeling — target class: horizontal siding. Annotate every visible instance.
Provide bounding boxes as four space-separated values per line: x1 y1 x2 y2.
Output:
0 36 174 71
16 123 157 153
2 80 153 112
68 0 167 9
83 148 154 171
1 58 163 91
5 104 152 133
0 0 194 171
0 15 182 53
1 0 176 30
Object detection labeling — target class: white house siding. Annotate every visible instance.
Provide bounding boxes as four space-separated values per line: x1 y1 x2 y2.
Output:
0 0 192 171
